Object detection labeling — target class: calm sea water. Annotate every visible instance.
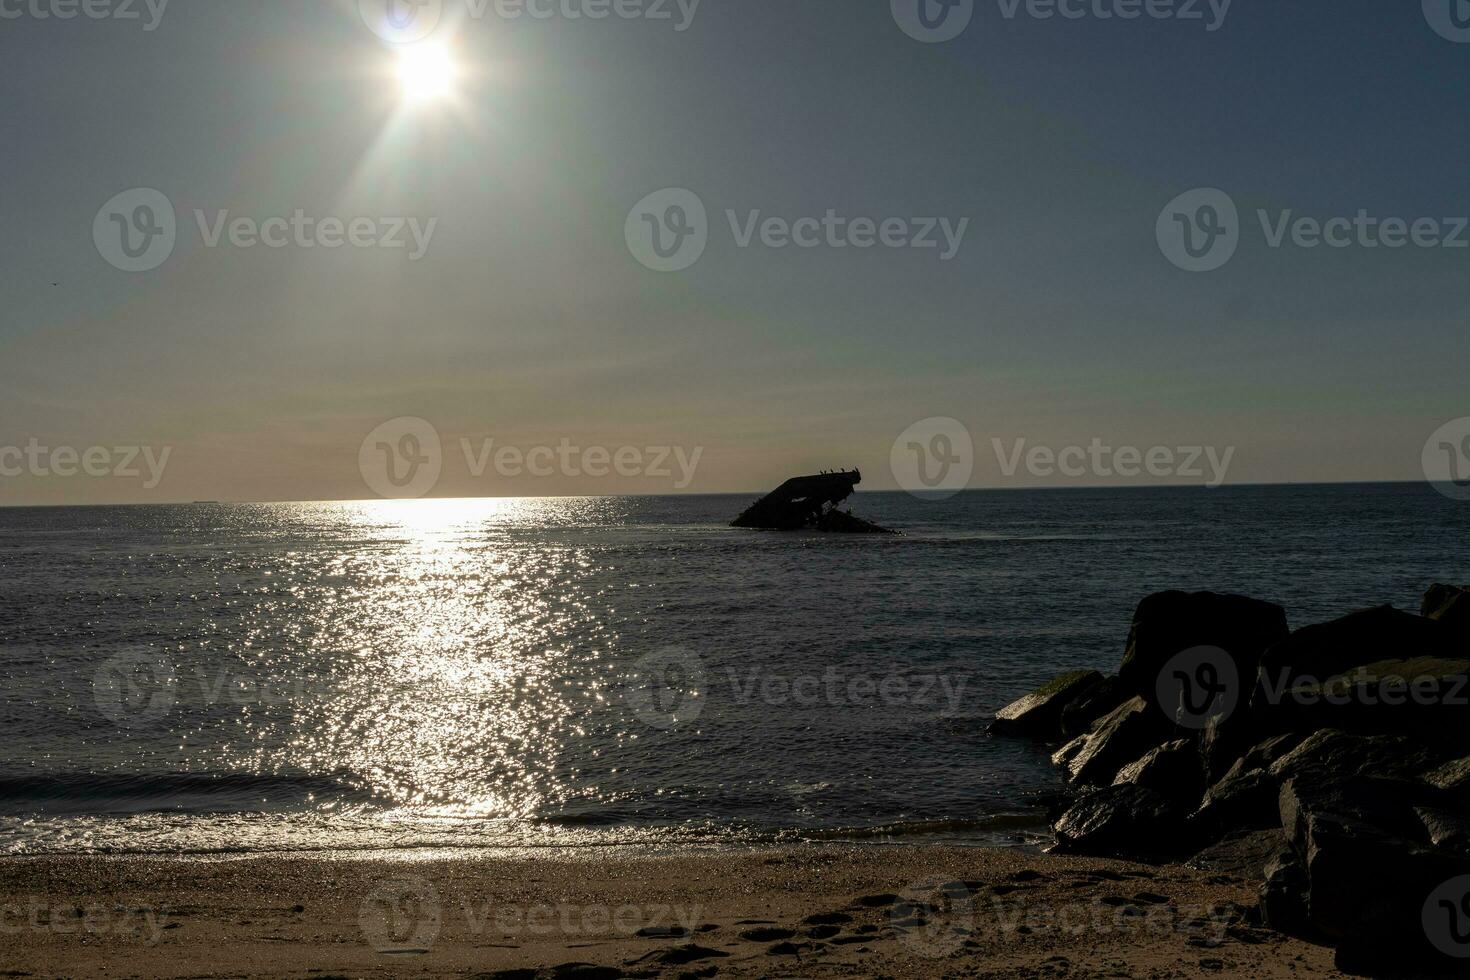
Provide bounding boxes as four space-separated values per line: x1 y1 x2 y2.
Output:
1 484 1465 857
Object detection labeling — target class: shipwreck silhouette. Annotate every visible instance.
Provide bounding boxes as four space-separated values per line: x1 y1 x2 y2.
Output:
731 469 894 533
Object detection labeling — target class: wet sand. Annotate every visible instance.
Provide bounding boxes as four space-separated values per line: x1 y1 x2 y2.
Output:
0 846 1344 978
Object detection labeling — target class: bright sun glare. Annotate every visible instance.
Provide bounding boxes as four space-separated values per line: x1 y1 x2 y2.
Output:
396 44 457 104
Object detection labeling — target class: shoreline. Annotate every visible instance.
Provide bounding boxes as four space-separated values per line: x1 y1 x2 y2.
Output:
0 845 1341 978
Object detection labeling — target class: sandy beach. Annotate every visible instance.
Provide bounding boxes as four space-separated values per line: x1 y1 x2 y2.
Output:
0 846 1343 978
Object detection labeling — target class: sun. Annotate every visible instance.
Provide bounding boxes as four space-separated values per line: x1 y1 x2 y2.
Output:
396 44 457 105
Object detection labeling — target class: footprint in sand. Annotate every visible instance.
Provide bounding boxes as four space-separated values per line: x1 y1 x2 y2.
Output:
801 911 853 926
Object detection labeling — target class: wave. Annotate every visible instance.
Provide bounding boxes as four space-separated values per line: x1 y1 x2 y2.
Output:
0 771 381 817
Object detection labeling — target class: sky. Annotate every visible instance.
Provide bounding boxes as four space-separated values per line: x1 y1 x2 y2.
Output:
3 0 1470 504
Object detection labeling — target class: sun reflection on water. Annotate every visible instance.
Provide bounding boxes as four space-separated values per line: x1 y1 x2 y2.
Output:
238 498 617 824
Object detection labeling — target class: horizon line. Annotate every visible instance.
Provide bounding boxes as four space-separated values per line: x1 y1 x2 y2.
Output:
0 479 1435 510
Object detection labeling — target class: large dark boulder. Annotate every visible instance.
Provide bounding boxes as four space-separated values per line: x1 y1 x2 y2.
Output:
1269 729 1445 786
1190 827 1290 879
1426 755 1470 797
1050 784 1193 861
1254 605 1456 695
1423 583 1470 636
1276 776 1470 972
1059 674 1128 739
1057 696 1172 787
1255 651 1470 748
991 670 1105 741
1193 767 1280 840
1258 850 1314 939
1116 590 1289 700
1193 732 1309 839
1113 739 1205 805
1416 807 1470 856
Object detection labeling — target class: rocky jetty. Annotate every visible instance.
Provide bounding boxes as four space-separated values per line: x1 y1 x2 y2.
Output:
994 584 1470 974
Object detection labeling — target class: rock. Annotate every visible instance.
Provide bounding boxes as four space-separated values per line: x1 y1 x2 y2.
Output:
1200 722 1303 786
1193 733 1311 838
1257 654 1470 747
1060 675 1128 739
1276 776 1470 971
1116 590 1289 699
1254 605 1455 694
1190 828 1290 878
991 670 1106 740
1051 784 1194 861
1422 583 1470 634
1231 732 1307 774
1425 755 1470 796
1269 729 1444 786
1257 851 1312 938
1058 696 1173 787
1051 733 1087 771
1278 775 1435 852
1416 807 1470 855
1192 768 1280 839
1113 739 1205 804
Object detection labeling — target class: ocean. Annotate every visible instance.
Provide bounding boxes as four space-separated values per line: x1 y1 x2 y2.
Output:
1 483 1464 857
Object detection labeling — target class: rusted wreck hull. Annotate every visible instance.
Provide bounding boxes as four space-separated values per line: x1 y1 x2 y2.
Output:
731 470 894 533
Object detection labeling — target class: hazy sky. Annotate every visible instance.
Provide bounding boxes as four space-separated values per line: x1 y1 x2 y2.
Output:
3 0 1469 504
